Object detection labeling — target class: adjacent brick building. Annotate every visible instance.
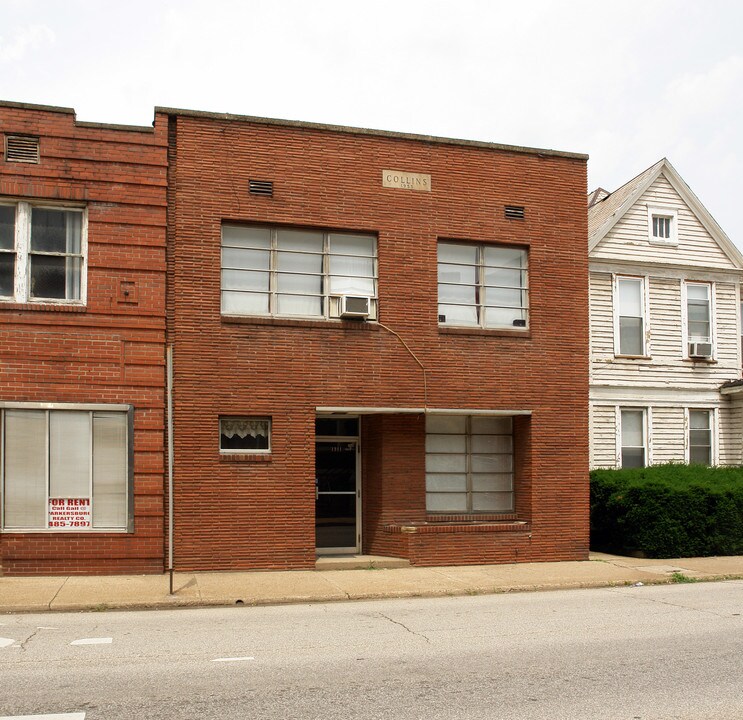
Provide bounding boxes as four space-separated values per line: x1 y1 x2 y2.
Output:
162 108 590 571
0 100 589 575
0 102 168 575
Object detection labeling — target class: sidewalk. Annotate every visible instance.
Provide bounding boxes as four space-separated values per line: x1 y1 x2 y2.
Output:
2 552 743 614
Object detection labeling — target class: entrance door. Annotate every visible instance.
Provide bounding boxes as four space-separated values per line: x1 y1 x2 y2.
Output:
315 440 359 553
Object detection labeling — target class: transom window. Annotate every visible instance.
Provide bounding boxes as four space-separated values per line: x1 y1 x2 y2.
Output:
0 202 85 303
437 242 528 329
615 276 646 356
620 408 646 469
219 417 271 453
221 225 377 319
425 415 514 513
1 407 130 531
688 409 712 465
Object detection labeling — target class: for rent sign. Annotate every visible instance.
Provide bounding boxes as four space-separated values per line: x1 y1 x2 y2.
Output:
48 498 92 528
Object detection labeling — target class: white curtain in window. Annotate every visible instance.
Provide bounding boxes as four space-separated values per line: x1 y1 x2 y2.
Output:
220 419 268 439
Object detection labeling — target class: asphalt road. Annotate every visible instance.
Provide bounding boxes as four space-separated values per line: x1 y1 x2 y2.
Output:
1 581 742 719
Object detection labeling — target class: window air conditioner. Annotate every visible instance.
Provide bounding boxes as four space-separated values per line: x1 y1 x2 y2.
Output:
688 342 713 358
340 295 370 319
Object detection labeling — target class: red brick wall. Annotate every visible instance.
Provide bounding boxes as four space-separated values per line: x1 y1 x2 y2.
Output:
166 111 589 570
0 103 168 575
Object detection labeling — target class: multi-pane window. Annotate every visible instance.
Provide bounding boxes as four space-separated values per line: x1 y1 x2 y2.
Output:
647 207 677 245
221 225 377 319
652 215 672 239
615 276 646 356
1 408 130 531
620 408 646 468
437 242 528 329
0 203 85 303
219 417 271 453
425 415 514 513
688 410 712 465
685 282 712 355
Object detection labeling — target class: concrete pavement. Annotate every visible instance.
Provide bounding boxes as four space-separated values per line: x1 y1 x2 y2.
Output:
2 552 743 614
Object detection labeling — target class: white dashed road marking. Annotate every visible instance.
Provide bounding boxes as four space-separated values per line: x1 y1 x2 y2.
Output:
0 637 16 648
0 714 85 719
70 637 112 646
212 656 255 663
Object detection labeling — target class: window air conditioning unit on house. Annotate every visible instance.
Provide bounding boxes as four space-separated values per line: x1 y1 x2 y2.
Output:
689 342 713 358
340 295 371 319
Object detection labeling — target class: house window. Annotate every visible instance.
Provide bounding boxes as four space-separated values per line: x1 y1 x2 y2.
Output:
1 407 130 531
620 408 646 468
647 207 678 245
685 282 713 357
688 409 712 465
221 225 377 319
0 202 86 303
615 276 646 356
425 415 514 513
219 417 271 453
437 242 528 329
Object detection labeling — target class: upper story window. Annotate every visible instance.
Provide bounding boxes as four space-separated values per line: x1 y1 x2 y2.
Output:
437 242 528 330
0 202 86 304
614 275 646 356
684 282 713 359
221 225 377 320
647 206 678 245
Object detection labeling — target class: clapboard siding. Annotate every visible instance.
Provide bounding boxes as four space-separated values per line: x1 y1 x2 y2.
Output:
590 404 617 468
590 272 740 386
593 175 736 269
589 165 742 469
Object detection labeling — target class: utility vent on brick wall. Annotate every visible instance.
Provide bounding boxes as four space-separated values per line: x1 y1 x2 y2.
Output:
249 179 273 197
5 135 40 164
504 205 525 220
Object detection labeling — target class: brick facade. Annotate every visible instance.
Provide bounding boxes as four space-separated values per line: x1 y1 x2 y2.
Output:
164 109 590 571
0 102 168 575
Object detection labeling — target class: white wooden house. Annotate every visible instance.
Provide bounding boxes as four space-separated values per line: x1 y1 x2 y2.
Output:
588 159 743 468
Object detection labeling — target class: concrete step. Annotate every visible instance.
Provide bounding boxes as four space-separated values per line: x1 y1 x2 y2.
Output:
315 554 411 571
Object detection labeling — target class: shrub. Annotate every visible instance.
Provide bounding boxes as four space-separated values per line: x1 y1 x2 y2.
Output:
590 464 743 558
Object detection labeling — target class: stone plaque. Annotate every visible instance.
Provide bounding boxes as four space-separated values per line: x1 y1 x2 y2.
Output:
382 169 431 192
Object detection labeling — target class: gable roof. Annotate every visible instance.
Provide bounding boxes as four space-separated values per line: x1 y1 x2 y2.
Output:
587 158 743 268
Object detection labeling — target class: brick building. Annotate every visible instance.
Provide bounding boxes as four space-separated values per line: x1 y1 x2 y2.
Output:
0 102 168 575
162 108 590 571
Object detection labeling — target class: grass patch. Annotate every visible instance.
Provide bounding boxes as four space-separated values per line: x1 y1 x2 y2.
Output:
670 572 699 584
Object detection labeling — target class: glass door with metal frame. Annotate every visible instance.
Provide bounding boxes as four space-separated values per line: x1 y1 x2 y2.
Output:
315 421 360 554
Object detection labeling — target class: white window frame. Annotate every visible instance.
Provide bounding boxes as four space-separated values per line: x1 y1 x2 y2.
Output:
613 275 649 357
0 200 88 305
219 416 271 454
685 408 716 465
0 402 132 533
617 406 651 469
647 206 678 246
681 281 715 360
220 225 377 321
437 241 529 330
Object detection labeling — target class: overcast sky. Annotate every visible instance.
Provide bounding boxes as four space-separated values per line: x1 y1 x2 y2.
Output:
2 0 742 246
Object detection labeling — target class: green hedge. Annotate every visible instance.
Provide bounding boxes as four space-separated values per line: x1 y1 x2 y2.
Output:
590 464 743 558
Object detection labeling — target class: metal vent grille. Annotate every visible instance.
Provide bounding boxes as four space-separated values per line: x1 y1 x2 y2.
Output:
504 205 525 220
249 179 273 197
5 135 40 164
